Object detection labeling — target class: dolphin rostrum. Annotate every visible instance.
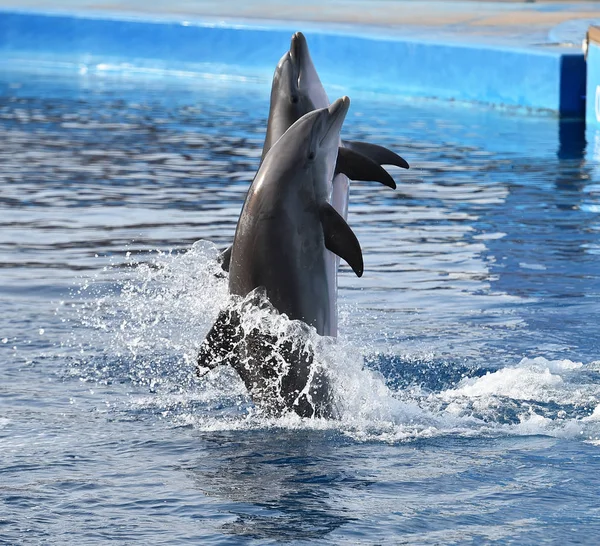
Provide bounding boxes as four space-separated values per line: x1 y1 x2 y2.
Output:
198 98 360 417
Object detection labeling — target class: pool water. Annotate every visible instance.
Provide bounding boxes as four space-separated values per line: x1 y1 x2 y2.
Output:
2 65 600 544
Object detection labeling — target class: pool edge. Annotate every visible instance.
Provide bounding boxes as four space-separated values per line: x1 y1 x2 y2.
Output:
0 9 587 116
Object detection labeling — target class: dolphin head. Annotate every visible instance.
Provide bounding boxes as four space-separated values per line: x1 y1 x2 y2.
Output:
262 32 331 160
272 48 308 112
259 96 350 205
283 96 350 202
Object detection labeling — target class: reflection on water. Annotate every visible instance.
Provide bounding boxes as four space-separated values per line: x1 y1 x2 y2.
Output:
188 430 357 540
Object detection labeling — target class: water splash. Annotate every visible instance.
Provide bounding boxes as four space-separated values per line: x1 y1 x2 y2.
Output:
67 241 227 388
66 240 600 444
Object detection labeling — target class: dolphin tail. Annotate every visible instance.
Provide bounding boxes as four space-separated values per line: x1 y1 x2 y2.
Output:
319 202 364 277
342 140 410 170
335 147 397 189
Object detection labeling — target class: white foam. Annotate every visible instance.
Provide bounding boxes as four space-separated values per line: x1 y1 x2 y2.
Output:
440 357 584 403
583 404 600 422
443 365 563 401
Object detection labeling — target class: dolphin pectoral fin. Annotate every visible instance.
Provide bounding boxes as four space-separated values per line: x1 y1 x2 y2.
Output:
196 307 242 376
335 147 396 189
218 245 233 272
319 202 364 277
342 140 410 170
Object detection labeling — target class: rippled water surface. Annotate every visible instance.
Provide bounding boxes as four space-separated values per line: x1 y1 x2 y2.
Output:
2 65 600 544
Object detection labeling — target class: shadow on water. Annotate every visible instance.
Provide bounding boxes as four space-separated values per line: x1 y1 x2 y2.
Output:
184 430 362 541
557 118 586 162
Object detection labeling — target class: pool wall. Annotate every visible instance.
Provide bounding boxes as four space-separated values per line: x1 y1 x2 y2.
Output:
0 10 588 116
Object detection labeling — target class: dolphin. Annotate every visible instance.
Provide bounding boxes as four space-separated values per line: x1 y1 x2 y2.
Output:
218 31 409 277
259 31 409 335
199 34 410 416
198 98 361 417
229 97 362 330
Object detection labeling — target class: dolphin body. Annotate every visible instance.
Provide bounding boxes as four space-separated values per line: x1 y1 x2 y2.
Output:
260 32 410 336
198 34 409 417
229 97 362 333
198 99 362 417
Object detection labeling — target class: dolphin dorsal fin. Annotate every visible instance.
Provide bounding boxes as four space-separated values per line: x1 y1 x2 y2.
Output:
335 147 396 189
342 140 410 170
319 203 364 277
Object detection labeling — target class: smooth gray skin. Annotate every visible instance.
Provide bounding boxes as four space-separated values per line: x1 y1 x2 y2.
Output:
229 97 361 335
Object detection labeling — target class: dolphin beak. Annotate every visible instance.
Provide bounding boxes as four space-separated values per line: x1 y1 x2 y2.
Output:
328 96 350 128
289 32 308 65
321 96 350 145
329 96 350 117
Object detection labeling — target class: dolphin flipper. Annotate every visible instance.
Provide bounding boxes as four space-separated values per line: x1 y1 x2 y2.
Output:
342 140 410 170
319 202 364 278
218 245 233 272
197 307 242 376
335 147 397 189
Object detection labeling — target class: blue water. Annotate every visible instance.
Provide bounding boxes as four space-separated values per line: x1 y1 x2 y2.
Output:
2 64 600 544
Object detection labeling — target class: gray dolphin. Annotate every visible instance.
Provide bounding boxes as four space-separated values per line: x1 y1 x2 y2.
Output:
219 32 409 275
200 34 410 416
258 31 409 335
198 98 361 417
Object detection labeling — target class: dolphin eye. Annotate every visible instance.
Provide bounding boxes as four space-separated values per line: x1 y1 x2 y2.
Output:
290 95 299 104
